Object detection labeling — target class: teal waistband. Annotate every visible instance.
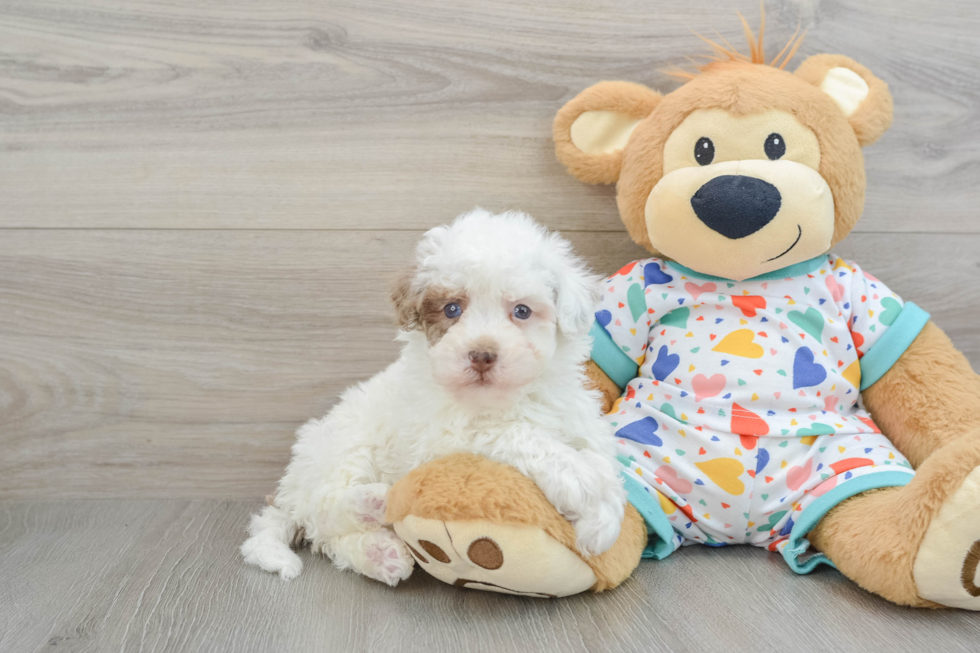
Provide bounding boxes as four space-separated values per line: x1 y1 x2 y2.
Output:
590 322 639 390
859 302 930 390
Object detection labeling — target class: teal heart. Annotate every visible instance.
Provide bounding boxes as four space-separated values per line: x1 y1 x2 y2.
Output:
691 347 700 353
627 283 646 322
880 297 902 326
781 429 790 435
775 308 783 314
776 370 787 376
798 423 835 436
727 283 735 288
761 493 769 500
738 379 746 386
778 441 788 448
788 307 825 343
660 403 687 424
675 449 686 456
869 324 877 332
756 510 788 532
660 306 690 329
699 499 707 506
718 409 726 417
804 287 810 294
819 447 827 452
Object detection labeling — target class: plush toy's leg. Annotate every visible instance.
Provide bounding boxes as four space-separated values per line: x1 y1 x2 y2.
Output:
809 323 980 609
385 453 647 597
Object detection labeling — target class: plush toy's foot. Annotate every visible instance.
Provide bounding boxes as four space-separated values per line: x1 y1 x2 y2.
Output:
913 466 980 609
386 454 647 597
810 435 980 609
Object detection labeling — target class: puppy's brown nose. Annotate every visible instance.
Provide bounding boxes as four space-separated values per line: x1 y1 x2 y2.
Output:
468 350 497 373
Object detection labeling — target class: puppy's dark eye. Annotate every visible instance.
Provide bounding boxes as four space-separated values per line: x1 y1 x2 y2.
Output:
765 133 786 160
444 302 462 319
513 304 532 320
694 137 714 165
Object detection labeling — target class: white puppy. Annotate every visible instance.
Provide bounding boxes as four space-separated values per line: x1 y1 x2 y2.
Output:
241 209 626 586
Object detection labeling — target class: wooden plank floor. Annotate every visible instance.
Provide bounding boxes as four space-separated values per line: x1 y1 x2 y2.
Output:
2 0 980 650
2 500 980 653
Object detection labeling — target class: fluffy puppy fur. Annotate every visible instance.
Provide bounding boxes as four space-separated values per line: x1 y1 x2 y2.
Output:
241 209 626 586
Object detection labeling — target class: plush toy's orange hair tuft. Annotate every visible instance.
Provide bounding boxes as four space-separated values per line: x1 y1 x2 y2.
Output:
665 3 806 80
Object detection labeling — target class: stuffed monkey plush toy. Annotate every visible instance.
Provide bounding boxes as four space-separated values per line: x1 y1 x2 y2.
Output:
388 19 980 609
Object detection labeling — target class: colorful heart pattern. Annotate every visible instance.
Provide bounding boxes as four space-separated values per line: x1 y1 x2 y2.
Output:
598 255 916 553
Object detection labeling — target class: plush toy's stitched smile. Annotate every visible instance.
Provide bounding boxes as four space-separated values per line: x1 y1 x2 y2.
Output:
765 224 803 262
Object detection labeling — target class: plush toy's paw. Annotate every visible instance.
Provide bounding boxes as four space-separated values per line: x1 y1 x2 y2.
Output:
914 466 980 610
241 535 304 580
386 453 647 597
395 515 597 597
347 483 390 526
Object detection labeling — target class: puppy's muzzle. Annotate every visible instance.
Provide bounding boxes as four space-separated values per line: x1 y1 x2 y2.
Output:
468 349 498 374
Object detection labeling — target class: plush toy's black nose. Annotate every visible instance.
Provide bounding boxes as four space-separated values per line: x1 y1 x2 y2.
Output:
690 175 782 239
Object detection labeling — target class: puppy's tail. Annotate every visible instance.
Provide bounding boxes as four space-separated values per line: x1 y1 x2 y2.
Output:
240 504 304 580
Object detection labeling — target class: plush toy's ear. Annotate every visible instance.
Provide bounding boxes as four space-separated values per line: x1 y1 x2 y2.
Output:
553 81 662 185
795 54 894 147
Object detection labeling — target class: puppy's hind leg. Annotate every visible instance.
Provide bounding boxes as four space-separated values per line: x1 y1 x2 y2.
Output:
241 504 304 580
327 529 415 587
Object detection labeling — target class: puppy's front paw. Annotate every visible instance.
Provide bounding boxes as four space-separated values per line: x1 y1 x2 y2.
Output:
347 483 390 526
573 493 625 558
241 536 304 580
359 529 415 587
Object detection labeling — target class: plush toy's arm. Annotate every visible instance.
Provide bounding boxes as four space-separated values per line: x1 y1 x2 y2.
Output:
862 321 980 467
585 360 622 414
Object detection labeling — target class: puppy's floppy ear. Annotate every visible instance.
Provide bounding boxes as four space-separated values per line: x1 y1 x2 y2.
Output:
795 54 893 147
390 267 421 330
553 81 662 185
549 236 602 337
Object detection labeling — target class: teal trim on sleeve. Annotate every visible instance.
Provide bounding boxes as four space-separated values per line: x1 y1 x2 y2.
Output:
666 255 827 282
859 302 931 391
782 471 914 574
589 321 639 390
620 472 677 560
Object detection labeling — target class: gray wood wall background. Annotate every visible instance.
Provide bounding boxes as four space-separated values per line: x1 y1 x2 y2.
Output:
2 0 979 502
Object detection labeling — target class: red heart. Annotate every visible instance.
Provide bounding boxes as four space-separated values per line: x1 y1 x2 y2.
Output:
721 503 731 509
698 447 707 455
731 295 767 317
731 403 770 436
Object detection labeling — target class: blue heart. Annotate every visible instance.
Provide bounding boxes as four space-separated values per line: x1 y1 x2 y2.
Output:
778 516 795 537
711 436 720 442
755 448 770 474
651 345 680 381
595 310 612 328
793 347 826 389
694 479 705 485
615 417 662 446
643 262 673 286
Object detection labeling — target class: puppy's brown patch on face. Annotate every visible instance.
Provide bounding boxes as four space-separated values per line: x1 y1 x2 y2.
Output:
467 537 503 570
419 287 467 344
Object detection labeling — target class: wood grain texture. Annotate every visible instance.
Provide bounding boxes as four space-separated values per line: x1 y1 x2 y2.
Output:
1 0 979 232
0 499 978 653
1 231 978 500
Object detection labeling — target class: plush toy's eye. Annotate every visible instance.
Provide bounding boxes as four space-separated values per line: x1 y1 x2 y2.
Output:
765 133 786 160
694 137 715 165
513 304 532 320
444 302 462 318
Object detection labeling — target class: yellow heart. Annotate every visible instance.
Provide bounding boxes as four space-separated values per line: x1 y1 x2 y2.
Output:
664 456 671 463
656 490 676 515
678 429 686 436
734 447 742 456
800 435 817 445
689 365 696 372
630 328 636 335
751 393 759 401
838 446 846 453
739 319 748 325
748 521 756 527
695 458 745 495
635 467 643 476
712 329 764 358
780 460 788 468
703 513 710 519
842 360 861 388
